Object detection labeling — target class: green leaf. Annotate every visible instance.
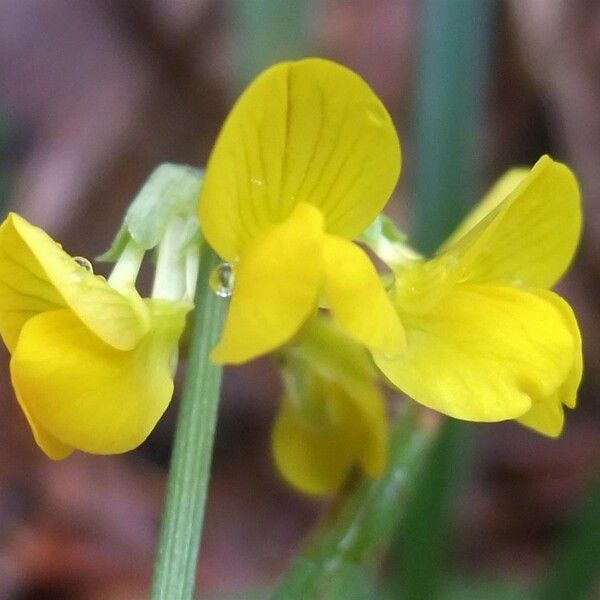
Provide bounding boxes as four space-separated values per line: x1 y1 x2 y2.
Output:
97 225 132 262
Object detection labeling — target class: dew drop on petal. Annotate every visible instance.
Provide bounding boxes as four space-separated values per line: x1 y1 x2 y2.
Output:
365 105 387 127
382 349 403 361
73 256 94 273
210 262 235 298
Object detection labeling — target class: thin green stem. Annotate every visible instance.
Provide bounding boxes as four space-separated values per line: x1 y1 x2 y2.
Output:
151 242 226 599
270 406 436 599
107 240 145 291
152 216 190 301
184 246 200 302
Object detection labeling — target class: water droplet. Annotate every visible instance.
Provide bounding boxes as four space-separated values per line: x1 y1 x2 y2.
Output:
366 106 387 127
210 263 235 298
73 256 93 273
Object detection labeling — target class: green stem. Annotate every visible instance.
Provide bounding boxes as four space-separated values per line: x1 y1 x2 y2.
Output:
151 216 189 301
107 240 145 292
411 0 491 255
270 406 435 599
151 242 226 599
388 419 472 599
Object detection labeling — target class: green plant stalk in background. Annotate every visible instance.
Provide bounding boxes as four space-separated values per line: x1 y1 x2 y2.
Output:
270 407 436 599
411 0 491 255
231 0 309 85
151 243 226 600
388 419 472 599
388 1 491 598
272 1 491 598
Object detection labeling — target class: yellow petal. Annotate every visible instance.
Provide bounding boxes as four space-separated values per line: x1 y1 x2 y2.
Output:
272 379 387 496
289 317 388 477
10 299 190 456
212 202 324 364
0 213 149 352
517 393 565 438
517 290 582 437
440 168 528 250
322 235 405 356
375 283 576 422
536 290 582 410
14 388 73 460
293 316 377 386
200 58 401 261
343 379 388 479
443 156 581 288
272 395 356 495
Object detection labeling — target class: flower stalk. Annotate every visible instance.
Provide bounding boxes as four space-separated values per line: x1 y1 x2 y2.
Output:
151 241 226 600
106 239 145 291
152 215 195 301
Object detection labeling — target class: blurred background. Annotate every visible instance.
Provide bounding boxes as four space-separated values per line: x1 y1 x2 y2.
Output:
0 1 599 598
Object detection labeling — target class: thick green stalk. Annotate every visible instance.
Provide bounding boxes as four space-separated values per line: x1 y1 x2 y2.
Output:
151 243 226 599
388 419 472 599
387 2 492 597
270 407 435 599
411 0 491 255
231 0 309 85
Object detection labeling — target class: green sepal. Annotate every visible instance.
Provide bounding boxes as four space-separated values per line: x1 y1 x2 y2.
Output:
360 213 407 247
98 164 203 262
359 213 421 269
97 226 132 262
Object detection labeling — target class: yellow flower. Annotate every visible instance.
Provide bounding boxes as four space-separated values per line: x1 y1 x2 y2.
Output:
200 58 404 364
272 317 387 495
0 213 191 459
374 156 582 436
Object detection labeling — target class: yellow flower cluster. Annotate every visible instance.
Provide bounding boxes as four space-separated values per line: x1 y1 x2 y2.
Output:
199 60 404 363
199 59 582 492
0 59 582 497
374 160 581 437
0 215 190 458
